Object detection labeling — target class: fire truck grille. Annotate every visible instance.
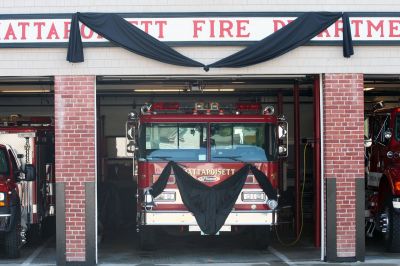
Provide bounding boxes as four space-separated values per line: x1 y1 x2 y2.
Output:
0 216 10 231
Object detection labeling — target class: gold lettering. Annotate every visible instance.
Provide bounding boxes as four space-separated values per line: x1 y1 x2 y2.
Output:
183 168 236 176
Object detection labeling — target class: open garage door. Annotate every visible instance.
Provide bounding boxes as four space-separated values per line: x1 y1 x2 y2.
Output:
95 75 323 264
364 75 400 256
0 77 55 263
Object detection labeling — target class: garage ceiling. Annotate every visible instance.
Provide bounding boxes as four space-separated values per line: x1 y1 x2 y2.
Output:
96 75 314 96
2 74 400 97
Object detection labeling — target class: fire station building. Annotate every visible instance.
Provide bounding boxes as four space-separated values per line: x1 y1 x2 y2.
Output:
1 1 400 265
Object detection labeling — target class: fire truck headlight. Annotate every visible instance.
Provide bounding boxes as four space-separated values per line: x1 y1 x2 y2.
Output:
394 181 400 193
155 192 176 202
0 192 5 206
241 191 266 202
143 189 155 208
267 199 278 210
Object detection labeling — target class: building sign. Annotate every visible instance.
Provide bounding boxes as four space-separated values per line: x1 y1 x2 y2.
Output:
1 13 400 47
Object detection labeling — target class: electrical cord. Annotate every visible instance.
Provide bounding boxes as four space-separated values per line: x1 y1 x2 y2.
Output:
274 142 309 246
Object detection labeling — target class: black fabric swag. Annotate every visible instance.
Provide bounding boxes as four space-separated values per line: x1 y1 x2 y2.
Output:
207 12 353 69
67 13 205 67
150 161 277 235
67 12 353 71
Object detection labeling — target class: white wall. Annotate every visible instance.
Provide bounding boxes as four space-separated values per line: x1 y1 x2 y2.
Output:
0 1 400 76
0 0 398 13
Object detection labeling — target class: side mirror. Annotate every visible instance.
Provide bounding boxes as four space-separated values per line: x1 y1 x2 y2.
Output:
278 145 288 157
126 113 138 153
24 164 36 181
126 125 137 153
384 130 392 140
364 138 372 148
127 126 136 141
278 123 288 139
127 142 138 153
278 120 288 158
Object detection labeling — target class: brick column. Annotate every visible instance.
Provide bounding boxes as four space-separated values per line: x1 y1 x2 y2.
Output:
323 74 364 260
54 76 96 265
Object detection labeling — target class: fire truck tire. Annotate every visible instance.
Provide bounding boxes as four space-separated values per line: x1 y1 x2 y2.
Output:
250 226 271 249
139 226 156 250
4 223 21 258
384 204 400 252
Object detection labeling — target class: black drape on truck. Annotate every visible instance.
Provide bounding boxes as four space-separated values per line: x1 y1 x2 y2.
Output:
150 161 277 235
67 12 353 70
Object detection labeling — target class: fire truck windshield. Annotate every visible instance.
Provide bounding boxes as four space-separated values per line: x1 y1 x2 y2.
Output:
140 122 277 162
210 123 277 162
0 148 10 176
141 123 207 162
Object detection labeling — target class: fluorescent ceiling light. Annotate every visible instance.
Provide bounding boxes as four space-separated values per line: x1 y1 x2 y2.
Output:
364 87 375 91
100 74 307 79
203 89 235 92
134 89 182 92
0 89 51 93
134 88 235 92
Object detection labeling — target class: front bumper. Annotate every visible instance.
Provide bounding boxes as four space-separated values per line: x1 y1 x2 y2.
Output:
0 214 11 231
393 198 400 213
141 210 277 226
0 205 19 232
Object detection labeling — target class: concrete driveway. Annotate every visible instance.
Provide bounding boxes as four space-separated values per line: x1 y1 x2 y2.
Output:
0 227 399 266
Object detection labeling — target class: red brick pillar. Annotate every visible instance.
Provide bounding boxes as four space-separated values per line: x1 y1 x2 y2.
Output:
54 76 96 265
323 74 364 261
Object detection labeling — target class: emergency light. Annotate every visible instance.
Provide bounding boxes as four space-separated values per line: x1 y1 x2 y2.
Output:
235 103 261 111
194 102 219 111
151 102 180 111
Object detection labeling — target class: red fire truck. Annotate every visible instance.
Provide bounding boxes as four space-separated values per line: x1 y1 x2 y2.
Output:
365 106 400 252
0 115 55 257
126 102 288 250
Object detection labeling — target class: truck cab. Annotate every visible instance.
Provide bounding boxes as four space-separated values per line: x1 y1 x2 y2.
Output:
0 144 24 258
127 102 288 250
365 107 400 252
0 115 55 258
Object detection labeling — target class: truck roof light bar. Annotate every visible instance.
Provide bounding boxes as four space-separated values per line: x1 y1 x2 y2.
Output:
0 115 53 126
151 102 180 111
235 103 261 111
193 102 222 115
234 103 262 115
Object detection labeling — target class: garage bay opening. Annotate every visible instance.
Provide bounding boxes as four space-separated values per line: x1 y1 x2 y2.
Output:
96 75 320 263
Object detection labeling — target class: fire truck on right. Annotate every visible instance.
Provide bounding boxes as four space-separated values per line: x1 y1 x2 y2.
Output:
364 106 400 252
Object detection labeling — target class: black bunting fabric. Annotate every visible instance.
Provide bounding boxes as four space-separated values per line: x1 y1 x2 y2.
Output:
206 12 353 69
66 12 353 71
67 13 205 67
342 13 354 58
150 161 277 235
67 13 84 63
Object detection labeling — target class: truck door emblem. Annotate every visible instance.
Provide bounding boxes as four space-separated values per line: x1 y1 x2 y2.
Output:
197 176 220 182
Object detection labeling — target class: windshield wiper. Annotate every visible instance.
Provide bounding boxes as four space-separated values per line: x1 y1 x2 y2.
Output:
213 156 244 163
147 156 188 168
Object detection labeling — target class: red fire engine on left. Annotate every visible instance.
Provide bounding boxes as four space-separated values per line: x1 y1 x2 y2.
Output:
0 115 55 258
